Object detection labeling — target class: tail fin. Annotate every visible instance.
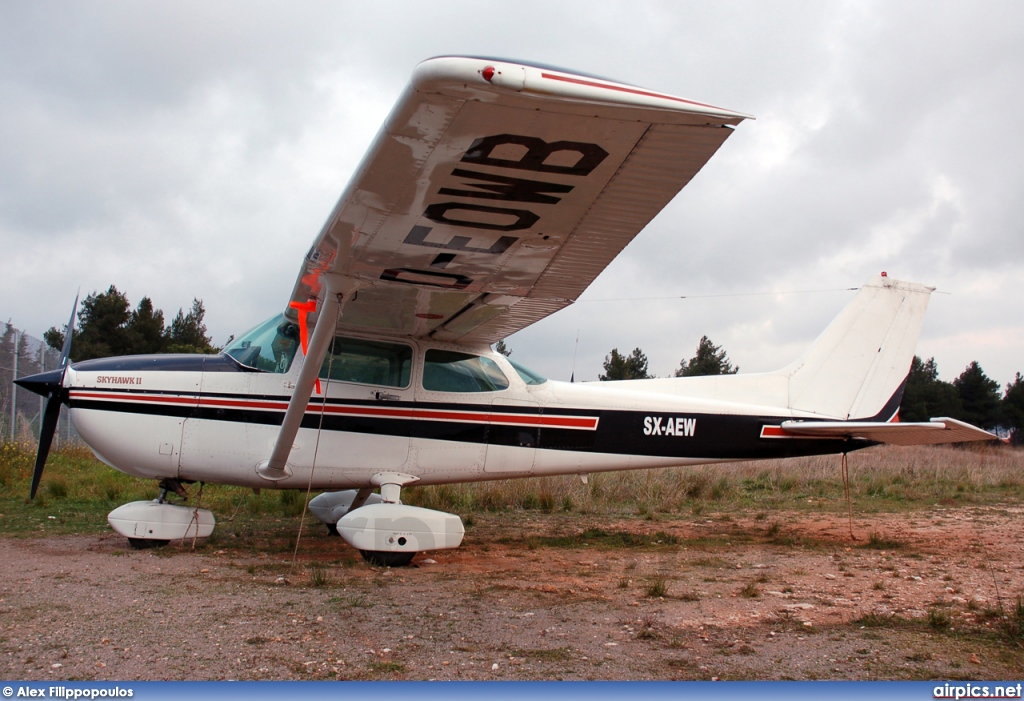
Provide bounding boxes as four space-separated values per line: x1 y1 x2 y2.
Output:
778 276 933 420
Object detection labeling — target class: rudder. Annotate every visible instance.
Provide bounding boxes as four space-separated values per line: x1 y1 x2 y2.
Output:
779 276 934 420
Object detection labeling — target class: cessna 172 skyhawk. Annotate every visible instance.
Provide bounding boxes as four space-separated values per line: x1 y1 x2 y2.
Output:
17 56 994 566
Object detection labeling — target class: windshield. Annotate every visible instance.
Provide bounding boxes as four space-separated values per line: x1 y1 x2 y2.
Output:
507 357 547 385
223 314 300 373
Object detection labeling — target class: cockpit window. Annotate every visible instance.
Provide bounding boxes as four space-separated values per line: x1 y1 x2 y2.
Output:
320 337 412 388
423 350 510 393
508 358 547 386
223 315 300 373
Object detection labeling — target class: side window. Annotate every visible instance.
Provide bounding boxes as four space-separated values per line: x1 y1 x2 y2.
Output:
423 350 510 393
320 337 412 388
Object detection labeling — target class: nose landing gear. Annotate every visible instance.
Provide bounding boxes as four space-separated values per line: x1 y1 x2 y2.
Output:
108 480 215 548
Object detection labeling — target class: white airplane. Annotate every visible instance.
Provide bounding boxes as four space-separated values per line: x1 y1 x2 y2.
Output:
16 57 994 565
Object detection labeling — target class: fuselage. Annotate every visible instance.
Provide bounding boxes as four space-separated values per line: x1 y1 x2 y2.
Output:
65 332 861 491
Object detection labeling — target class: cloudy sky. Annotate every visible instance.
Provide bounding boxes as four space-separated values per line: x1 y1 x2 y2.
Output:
2 1 1021 387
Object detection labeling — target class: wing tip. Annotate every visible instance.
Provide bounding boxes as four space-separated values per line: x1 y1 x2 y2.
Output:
413 55 752 122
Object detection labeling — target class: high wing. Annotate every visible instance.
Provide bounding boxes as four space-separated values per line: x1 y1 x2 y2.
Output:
777 418 997 446
288 56 751 344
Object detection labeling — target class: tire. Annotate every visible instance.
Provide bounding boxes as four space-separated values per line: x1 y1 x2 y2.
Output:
127 538 170 550
359 550 415 567
325 523 339 537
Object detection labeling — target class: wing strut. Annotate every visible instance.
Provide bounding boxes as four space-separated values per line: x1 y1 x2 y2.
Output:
256 290 342 481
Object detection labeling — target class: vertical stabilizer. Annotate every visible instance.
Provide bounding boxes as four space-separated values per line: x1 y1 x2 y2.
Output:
780 276 934 420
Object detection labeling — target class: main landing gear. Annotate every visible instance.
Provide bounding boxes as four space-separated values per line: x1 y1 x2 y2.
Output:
309 473 464 567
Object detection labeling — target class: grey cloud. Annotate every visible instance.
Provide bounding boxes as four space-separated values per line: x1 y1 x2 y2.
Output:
2 0 1022 386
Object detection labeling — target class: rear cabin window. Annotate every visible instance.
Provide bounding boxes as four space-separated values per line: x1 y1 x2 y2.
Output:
319 337 412 388
422 350 510 393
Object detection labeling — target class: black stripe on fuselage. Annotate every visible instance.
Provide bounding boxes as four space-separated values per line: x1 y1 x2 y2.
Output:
69 390 868 461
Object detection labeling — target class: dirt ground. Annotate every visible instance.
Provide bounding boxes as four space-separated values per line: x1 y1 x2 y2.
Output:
2 505 1023 681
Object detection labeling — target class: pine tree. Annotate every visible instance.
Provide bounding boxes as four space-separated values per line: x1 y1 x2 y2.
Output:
675 336 738 377
0 322 15 436
899 356 962 422
1002 373 1024 445
45 288 216 359
45 285 132 361
599 347 651 380
128 297 166 354
954 361 1001 430
165 299 216 354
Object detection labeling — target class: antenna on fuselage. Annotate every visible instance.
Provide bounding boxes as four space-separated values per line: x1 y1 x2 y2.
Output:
570 330 580 383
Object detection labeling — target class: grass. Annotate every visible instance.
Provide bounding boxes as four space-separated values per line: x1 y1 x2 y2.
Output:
855 611 899 628
366 660 404 675
862 531 905 550
402 443 1024 516
645 574 670 598
0 442 334 542
739 581 761 598
986 594 1024 647
2 441 1023 542
501 528 679 550
508 647 572 662
308 564 332 588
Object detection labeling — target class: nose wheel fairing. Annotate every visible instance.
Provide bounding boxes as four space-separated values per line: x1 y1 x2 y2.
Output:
107 500 215 545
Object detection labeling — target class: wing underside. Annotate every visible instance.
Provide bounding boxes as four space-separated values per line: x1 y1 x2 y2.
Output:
289 56 750 344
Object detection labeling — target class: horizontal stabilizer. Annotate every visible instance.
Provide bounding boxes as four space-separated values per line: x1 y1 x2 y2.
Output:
778 418 997 446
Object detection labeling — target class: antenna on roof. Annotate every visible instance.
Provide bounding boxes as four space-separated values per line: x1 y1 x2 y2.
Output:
570 330 580 382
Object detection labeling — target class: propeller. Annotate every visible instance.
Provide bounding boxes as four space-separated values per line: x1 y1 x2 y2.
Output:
14 294 78 500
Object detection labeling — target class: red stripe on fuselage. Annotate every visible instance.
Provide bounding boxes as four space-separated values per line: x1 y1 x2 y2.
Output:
69 390 599 430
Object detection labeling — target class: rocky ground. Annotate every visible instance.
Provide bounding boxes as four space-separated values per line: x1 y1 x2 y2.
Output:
2 505 1023 680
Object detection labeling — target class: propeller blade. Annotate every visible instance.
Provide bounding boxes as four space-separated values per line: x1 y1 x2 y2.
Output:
30 395 63 500
58 292 78 371
25 293 78 500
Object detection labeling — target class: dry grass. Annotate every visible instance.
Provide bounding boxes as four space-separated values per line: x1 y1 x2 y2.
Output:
2 442 1022 538
405 443 1024 516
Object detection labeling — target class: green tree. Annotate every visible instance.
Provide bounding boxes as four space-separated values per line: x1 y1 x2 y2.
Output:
675 336 738 377
1002 373 1024 445
0 323 13 434
1 322 14 390
899 356 962 422
45 289 216 359
44 285 133 361
165 299 216 354
954 361 1001 430
128 297 166 354
494 339 512 357
599 347 651 380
